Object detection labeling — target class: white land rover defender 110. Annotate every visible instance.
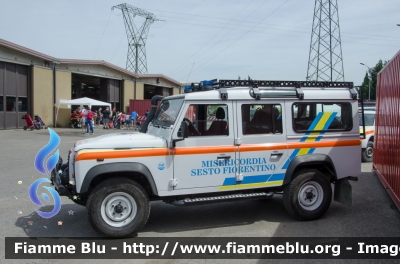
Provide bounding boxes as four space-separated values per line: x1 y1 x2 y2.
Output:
52 80 361 237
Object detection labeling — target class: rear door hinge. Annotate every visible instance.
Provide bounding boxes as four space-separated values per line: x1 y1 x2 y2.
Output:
169 179 178 187
235 138 242 146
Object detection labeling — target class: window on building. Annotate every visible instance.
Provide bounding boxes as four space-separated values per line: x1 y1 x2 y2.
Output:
0 96 3 112
18 97 28 112
292 102 352 132
241 104 283 135
6 96 16 112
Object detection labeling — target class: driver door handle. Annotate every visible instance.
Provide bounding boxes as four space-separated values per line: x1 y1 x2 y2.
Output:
217 155 231 160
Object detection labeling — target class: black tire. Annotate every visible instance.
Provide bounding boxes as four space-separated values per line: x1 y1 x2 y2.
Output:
362 141 374 162
87 177 150 237
283 170 332 220
30 126 34 131
23 126 27 130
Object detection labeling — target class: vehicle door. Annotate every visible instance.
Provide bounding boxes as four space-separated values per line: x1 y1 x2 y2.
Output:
172 101 238 192
233 101 288 190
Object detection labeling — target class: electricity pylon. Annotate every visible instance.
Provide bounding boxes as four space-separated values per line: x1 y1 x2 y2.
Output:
112 3 160 74
307 0 345 82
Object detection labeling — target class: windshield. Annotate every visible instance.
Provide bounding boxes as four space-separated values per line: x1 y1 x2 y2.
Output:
153 98 184 128
359 113 375 126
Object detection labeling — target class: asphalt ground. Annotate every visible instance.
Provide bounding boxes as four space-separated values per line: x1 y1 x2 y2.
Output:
1 127 399 264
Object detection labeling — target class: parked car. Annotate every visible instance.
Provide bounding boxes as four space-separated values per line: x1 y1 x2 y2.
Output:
359 110 375 162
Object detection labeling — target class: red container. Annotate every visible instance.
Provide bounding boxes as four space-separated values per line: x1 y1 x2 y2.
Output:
129 99 152 121
374 50 400 210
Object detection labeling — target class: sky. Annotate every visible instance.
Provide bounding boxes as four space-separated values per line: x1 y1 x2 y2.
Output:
1 0 399 85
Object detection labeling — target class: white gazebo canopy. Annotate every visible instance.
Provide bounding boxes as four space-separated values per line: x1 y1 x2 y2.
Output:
56 97 111 124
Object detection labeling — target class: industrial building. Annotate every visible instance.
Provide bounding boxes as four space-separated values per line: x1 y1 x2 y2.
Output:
0 38 182 129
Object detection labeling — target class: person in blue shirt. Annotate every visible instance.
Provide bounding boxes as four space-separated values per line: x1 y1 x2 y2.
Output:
131 110 138 130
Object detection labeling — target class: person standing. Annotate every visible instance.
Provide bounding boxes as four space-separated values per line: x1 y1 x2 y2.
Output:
85 106 94 135
80 107 87 134
145 109 150 117
112 107 117 129
102 107 110 129
131 110 138 130
121 112 126 129
96 108 102 127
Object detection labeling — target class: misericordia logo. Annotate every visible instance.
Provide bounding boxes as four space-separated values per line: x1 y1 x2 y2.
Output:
29 128 62 219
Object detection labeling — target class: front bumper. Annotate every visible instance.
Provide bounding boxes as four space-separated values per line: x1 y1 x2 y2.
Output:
50 157 71 196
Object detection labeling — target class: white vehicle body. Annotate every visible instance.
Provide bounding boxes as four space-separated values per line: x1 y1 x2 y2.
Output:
359 110 375 162
52 80 361 237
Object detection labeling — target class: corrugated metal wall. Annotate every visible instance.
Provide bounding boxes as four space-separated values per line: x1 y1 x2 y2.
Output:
374 50 400 210
0 61 29 129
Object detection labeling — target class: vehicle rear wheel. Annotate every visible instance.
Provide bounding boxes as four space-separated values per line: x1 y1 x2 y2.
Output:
362 141 374 162
87 177 150 237
283 170 332 220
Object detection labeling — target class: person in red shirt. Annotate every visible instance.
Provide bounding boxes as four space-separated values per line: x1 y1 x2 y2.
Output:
121 112 126 129
70 110 80 128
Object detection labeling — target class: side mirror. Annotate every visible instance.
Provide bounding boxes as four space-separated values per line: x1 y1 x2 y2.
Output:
180 121 189 138
173 121 188 147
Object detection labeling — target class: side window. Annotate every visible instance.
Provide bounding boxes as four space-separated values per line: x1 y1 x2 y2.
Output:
183 104 229 136
292 102 352 132
241 104 283 135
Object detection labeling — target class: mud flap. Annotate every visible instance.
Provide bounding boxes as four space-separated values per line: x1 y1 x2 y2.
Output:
334 178 352 206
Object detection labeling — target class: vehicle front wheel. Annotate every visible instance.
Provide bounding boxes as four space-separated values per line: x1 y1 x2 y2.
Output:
87 178 150 237
362 141 374 162
283 170 332 220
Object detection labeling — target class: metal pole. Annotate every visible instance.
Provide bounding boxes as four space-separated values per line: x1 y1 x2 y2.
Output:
368 73 371 100
360 63 372 100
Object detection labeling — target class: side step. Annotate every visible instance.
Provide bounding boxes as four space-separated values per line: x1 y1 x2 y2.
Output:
170 192 274 206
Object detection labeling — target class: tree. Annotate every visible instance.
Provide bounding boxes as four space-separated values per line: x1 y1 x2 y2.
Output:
360 73 369 100
360 59 388 100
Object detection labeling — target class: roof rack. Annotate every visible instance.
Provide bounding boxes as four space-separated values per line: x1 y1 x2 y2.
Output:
185 79 356 100
219 80 353 88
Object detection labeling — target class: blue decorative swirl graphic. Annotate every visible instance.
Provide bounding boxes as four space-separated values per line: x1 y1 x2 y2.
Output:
34 128 60 175
29 178 62 219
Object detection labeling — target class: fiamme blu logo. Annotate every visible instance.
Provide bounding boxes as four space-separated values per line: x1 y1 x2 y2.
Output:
29 128 62 219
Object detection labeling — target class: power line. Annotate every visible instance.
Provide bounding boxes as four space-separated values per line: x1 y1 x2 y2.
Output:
186 63 195 82
93 11 112 59
173 0 271 77
189 0 292 75
161 17 400 43
147 7 400 40
168 0 256 76
109 35 125 63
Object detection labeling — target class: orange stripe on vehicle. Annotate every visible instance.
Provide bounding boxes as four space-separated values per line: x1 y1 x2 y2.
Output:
174 146 235 155
287 139 360 149
365 130 374 135
75 139 360 162
75 148 169 161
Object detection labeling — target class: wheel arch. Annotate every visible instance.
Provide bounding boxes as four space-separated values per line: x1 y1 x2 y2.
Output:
283 154 337 185
80 162 158 196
